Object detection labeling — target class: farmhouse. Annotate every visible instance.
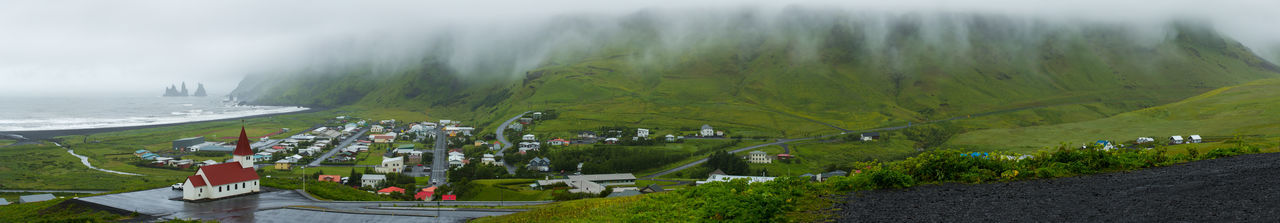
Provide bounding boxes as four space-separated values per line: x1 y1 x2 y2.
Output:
579 131 597 138
182 127 261 201
748 150 772 164
1189 135 1203 143
637 128 650 138
666 134 676 142
700 124 715 137
860 132 881 141
1170 135 1185 144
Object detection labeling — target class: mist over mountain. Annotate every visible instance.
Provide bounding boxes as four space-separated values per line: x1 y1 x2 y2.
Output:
231 8 1280 131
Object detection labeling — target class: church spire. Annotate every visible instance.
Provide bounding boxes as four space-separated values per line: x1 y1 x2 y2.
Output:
233 124 253 156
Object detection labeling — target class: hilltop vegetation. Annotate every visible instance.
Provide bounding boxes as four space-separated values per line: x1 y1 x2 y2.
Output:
950 78 1280 152
233 11 1279 138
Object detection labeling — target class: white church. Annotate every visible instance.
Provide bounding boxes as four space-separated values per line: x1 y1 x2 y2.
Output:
182 127 261 200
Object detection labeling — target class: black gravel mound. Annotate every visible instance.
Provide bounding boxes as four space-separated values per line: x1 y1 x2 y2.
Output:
835 153 1280 222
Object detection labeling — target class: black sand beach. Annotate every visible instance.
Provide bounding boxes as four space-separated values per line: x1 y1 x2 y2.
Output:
0 108 325 141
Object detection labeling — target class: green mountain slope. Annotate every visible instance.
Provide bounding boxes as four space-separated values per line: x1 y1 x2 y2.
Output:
949 77 1280 152
232 12 1280 137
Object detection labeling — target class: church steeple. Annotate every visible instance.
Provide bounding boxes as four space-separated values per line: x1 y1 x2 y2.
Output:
232 124 255 168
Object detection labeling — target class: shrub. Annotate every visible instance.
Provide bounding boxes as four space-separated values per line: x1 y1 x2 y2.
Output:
869 170 915 189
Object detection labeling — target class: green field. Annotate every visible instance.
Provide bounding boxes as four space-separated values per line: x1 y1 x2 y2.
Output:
745 139 919 177
950 78 1280 153
0 139 15 146
460 179 554 201
0 144 175 191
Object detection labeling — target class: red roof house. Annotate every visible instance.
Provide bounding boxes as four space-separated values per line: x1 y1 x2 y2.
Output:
415 191 434 201
377 186 406 195
318 175 341 183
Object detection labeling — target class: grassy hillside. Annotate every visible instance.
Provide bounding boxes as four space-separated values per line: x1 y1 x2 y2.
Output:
233 13 1280 137
950 78 1280 152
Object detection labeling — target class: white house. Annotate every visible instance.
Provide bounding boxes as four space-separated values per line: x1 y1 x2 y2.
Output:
362 174 386 188
519 142 540 153
697 174 776 185
700 124 715 137
1136 137 1155 144
376 156 404 173
183 127 261 201
1170 135 1185 144
637 129 650 138
666 134 676 142
1189 135 1203 143
748 150 772 164
370 125 385 133
522 134 536 141
604 138 619 144
481 154 498 165
448 151 466 168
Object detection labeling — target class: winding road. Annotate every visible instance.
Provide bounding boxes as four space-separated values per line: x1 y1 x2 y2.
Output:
494 111 530 175
56 142 143 176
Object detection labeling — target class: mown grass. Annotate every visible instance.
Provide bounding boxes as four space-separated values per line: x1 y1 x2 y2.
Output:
951 78 1280 153
459 179 554 201
0 139 15 146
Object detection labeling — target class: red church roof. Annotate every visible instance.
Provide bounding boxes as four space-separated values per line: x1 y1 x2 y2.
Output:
186 175 208 187
234 126 253 156
196 162 259 186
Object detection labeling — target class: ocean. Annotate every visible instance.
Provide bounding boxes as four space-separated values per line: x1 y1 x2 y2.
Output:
0 96 308 131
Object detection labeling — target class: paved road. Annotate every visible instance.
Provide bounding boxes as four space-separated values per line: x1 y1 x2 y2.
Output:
309 128 368 167
494 111 529 175
0 189 108 194
430 129 449 185
75 187 544 223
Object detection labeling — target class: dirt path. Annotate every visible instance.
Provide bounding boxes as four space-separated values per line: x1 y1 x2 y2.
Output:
834 152 1280 222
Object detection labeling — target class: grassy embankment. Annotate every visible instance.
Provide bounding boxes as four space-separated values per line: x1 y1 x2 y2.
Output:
477 143 1279 222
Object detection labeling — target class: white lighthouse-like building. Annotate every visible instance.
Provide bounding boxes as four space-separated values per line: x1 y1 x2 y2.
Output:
182 126 261 200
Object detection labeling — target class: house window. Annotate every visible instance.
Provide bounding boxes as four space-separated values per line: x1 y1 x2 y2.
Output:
218 187 222 192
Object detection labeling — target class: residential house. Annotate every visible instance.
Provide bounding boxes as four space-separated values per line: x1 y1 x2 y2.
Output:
407 151 423 165
415 187 437 201
377 186 405 195
519 117 533 125
637 129 650 138
579 131 597 139
519 142 541 153
665 134 676 142
372 134 395 143
522 134 536 141
274 160 292 170
1190 135 1203 143
700 125 715 137
639 184 666 194
532 112 543 119
860 132 881 141
604 138 619 144
318 175 341 183
376 156 404 173
528 157 551 171
183 127 261 201
508 123 523 131
1136 137 1156 144
697 174 776 185
748 150 772 164
448 150 466 169
370 125 385 133
443 126 475 136
481 154 498 165
394 144 415 154
361 174 386 188
547 138 570 146
1170 135 1185 145
199 160 219 166
18 194 55 203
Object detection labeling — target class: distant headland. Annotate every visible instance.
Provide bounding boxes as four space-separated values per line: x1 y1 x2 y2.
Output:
164 82 207 97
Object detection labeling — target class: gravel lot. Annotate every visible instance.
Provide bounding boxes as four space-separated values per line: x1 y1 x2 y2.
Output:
835 152 1280 222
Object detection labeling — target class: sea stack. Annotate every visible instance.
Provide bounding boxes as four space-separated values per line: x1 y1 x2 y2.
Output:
193 83 208 97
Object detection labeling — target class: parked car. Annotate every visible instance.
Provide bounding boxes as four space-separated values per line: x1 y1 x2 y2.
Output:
171 183 183 190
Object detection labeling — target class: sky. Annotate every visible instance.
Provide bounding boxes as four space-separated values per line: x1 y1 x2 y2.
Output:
2 0 1279 97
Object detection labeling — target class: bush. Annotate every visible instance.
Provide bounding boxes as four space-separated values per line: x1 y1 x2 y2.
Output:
869 170 915 189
